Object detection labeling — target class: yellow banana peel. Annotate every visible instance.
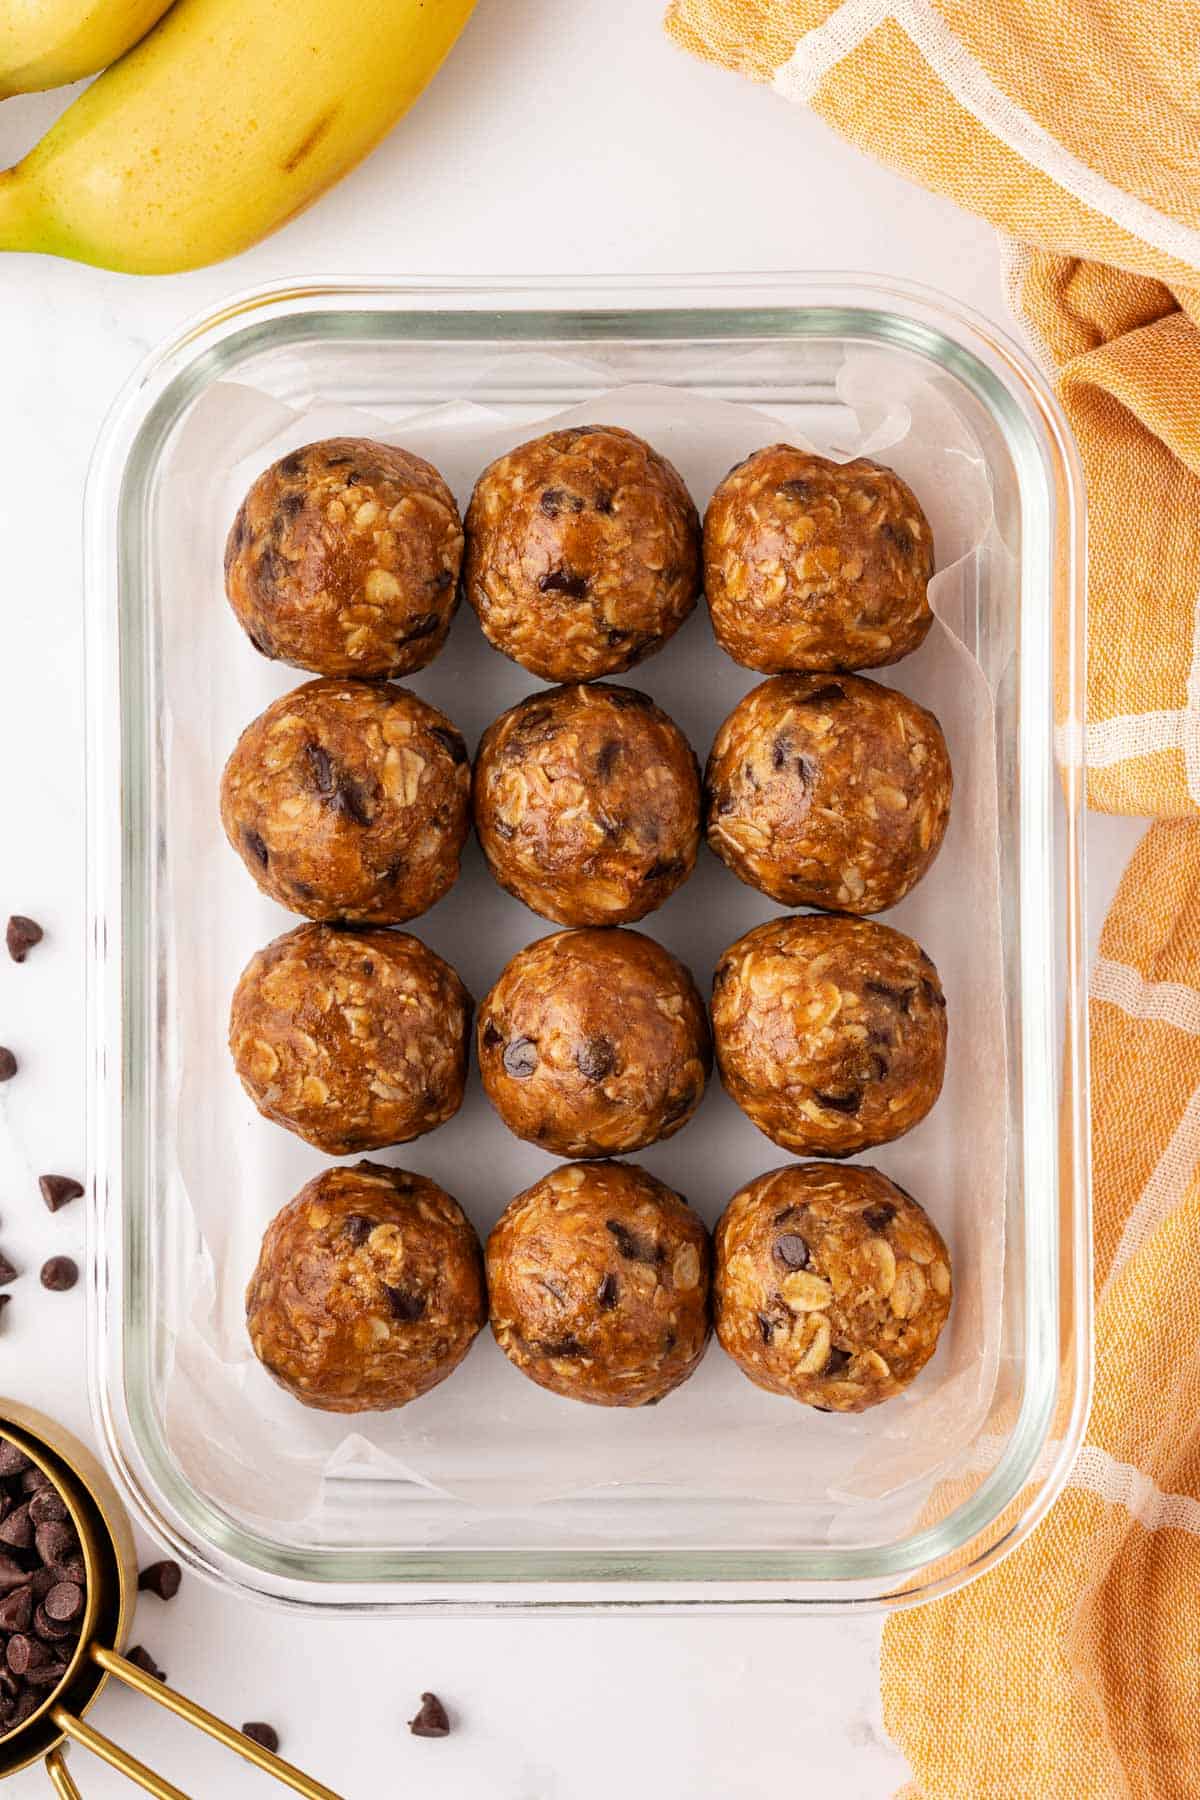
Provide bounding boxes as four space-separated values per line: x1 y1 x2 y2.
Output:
0 0 174 97
0 0 477 272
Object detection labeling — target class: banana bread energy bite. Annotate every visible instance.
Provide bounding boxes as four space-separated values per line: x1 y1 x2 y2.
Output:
704 445 934 673
224 437 464 677
246 1163 486 1413
487 1160 711 1407
229 923 472 1153
712 913 947 1158
704 671 952 914
463 424 701 681
478 927 711 1157
473 682 701 925
714 1162 952 1412
220 678 471 923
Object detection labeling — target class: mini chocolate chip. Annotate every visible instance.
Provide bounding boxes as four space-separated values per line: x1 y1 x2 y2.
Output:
40 1257 78 1293
399 610 442 640
409 1692 450 1738
384 855 408 884
642 857 684 883
797 682 845 707
881 520 915 555
0 1503 32 1549
242 1722 280 1753
771 738 788 771
796 754 816 786
774 1206 804 1227
28 1489 68 1526
6 916 43 963
278 451 305 476
244 828 269 868
137 1561 182 1602
664 1329 677 1352
863 1204 896 1232
53 1561 86 1588
576 1036 614 1082
605 1220 664 1266
429 725 468 765
757 1312 778 1344
0 1253 17 1287
594 489 615 515
428 569 455 591
538 568 588 599
864 979 914 1012
0 1443 31 1477
0 1587 31 1632
776 478 812 501
536 1336 585 1359
661 1083 699 1125
824 1347 853 1376
869 1054 890 1081
39 1175 84 1214
125 1645 166 1682
0 1048 16 1081
382 1284 426 1323
773 1234 810 1271
503 1037 538 1079
814 1090 861 1114
481 1019 503 1051
606 627 630 645
922 976 947 1008
304 741 335 794
42 1582 83 1624
341 1213 374 1246
330 780 373 828
539 487 584 517
492 817 516 841
594 738 621 780
597 1273 619 1310
276 491 306 522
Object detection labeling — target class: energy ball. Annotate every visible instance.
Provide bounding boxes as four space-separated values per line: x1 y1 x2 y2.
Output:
704 445 934 672
712 913 947 1158
224 437 463 678
473 682 700 925
220 678 470 924
705 672 951 914
229 923 472 1154
463 424 701 681
714 1162 952 1412
246 1163 486 1413
487 1160 711 1407
478 927 711 1158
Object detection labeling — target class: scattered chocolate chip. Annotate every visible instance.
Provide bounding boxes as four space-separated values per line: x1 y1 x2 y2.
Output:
409 1692 450 1738
244 829 269 868
137 1561 182 1602
864 980 914 1012
0 1253 17 1288
429 725 468 765
242 1721 280 1753
922 977 947 1009
278 451 305 477
594 488 615 515
39 1175 84 1214
863 1204 896 1233
539 487 584 517
597 1273 619 1311
304 741 335 794
642 856 684 883
125 1646 166 1682
481 1019 503 1051
594 738 621 780
605 1220 663 1266
607 688 655 712
40 1258 78 1293
796 682 845 707
0 1504 32 1550
814 1089 861 1114
825 1347 852 1376
771 737 788 771
330 781 373 827
776 478 812 502
880 520 914 555
773 1234 810 1271
0 1048 16 1081
6 917 43 963
575 1036 614 1082
502 1037 538 1079
341 1214 374 1247
382 1284 426 1323
757 1312 776 1344
538 568 588 599
536 1336 585 1359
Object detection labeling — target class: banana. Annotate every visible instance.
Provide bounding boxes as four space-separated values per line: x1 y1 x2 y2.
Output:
0 0 477 272
0 0 174 97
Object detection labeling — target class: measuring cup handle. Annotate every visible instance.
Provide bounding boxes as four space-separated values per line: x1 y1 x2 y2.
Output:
92 1648 345 1800
48 1707 192 1800
43 1746 83 1799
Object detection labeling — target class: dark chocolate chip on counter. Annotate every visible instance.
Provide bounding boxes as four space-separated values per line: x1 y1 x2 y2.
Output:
40 1257 79 1293
408 1692 450 1738
0 1253 18 1287
137 1560 182 1602
125 1645 167 1682
0 1047 16 1081
0 1295 9 1326
39 1175 84 1214
6 916 43 963
242 1721 281 1753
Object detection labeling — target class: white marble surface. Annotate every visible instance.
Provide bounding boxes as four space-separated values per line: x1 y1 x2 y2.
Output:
0 0 1145 1793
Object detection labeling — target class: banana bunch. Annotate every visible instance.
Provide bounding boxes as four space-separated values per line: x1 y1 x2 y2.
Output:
0 1 174 95
0 0 477 272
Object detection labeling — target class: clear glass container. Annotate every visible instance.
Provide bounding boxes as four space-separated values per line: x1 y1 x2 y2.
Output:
84 275 1089 1613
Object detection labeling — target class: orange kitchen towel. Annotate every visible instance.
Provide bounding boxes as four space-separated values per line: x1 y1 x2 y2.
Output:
665 4 1200 1795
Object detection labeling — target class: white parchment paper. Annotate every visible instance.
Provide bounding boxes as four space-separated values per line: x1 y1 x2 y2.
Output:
150 356 1004 1537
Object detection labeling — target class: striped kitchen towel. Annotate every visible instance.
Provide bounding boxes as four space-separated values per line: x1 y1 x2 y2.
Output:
666 3 1200 1794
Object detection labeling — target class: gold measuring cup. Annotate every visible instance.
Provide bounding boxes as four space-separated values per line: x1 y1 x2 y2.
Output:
0 1402 344 1798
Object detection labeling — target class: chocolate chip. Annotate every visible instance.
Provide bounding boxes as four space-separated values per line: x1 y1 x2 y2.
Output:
0 1556 29 1594
576 1036 614 1082
39 1175 84 1214
757 1312 778 1344
605 1220 663 1266
880 520 914 555
597 1273 619 1310
773 1206 804 1225
21 1468 53 1492
276 491 305 523
125 1645 166 1682
429 568 456 593
40 1258 78 1293
0 1048 16 1081
864 980 914 1013
0 1444 31 1478
796 682 845 707
814 1090 861 1114
538 567 588 599
642 857 683 883
0 1503 32 1549
0 1588 31 1633
304 740 335 794
6 916 43 963
341 1214 374 1247
429 724 468 766
28 1489 68 1526
536 1336 585 1359
594 738 621 780
382 1284 426 1322
539 487 584 517
824 1347 852 1376
278 451 305 477
863 1204 896 1233
244 828 269 868
796 754 816 787
502 1037 538 1079
409 1692 450 1738
242 1722 280 1753
0 1253 17 1288
137 1561 182 1602
399 611 442 641
42 1582 83 1624
25 1656 70 1690
481 1019 503 1051
773 1234 810 1270
922 976 947 1008
776 478 812 501
6 1633 49 1675
331 780 373 828
33 1523 75 1567
594 489 615 515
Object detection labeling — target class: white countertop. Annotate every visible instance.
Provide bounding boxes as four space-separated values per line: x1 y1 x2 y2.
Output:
0 0 1145 1792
